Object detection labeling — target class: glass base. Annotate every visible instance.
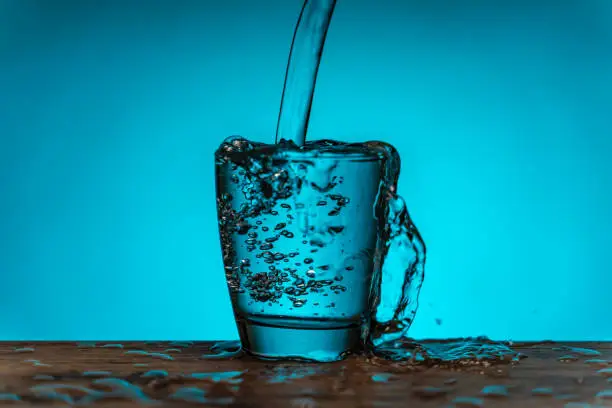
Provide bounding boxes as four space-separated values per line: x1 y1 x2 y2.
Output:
237 317 361 362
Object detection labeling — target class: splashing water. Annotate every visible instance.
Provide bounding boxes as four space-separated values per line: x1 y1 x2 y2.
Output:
373 338 522 364
215 137 523 363
216 137 427 360
213 0 519 362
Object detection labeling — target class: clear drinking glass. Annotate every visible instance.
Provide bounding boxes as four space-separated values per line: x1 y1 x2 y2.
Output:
215 137 426 362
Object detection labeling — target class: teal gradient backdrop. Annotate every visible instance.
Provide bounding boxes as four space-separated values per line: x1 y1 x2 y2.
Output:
1 0 611 341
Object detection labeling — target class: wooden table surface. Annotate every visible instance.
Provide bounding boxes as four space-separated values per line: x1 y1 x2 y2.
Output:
0 341 610 407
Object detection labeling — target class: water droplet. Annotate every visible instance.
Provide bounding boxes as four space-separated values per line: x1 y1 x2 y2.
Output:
480 385 509 398
190 371 244 383
309 239 325 248
13 347 34 353
598 368 612 378
293 299 307 307
559 346 601 356
585 359 609 367
327 226 344 234
371 373 394 383
141 370 168 378
101 343 124 349
0 394 21 402
596 389 612 400
124 350 173 360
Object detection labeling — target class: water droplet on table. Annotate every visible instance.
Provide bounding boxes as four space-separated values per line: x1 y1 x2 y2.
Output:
480 385 509 398
595 389 612 400
100 343 124 349
598 368 612 378
371 373 394 383
13 347 34 353
562 347 602 357
142 369 169 379
0 393 21 401
585 359 610 367
124 350 174 360
189 371 245 384
201 341 242 359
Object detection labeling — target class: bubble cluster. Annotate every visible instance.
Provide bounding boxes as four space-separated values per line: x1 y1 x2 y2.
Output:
216 137 355 309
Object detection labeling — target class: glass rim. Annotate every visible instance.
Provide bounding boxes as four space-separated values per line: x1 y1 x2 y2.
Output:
216 146 383 163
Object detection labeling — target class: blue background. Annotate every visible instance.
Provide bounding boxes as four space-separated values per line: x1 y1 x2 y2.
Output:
1 0 611 341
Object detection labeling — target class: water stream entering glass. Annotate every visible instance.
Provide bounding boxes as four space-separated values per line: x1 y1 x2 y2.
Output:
215 0 520 363
275 0 337 146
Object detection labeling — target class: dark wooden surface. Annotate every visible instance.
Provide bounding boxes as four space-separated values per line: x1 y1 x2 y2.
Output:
0 342 610 407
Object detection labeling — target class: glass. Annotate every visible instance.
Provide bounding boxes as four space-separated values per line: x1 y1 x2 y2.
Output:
215 137 426 362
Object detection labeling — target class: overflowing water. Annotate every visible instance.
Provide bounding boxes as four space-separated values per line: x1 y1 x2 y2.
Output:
216 137 428 361
210 0 525 363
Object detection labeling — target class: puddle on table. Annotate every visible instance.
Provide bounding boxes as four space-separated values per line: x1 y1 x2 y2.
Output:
2 341 609 406
201 340 243 359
